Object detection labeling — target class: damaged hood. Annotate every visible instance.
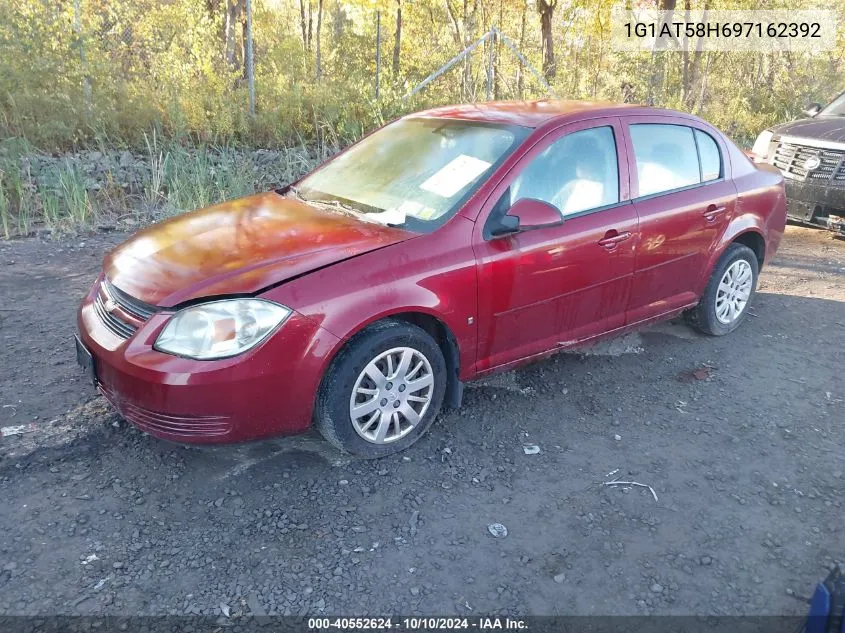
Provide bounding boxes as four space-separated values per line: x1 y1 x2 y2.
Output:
104 192 415 307
771 116 845 146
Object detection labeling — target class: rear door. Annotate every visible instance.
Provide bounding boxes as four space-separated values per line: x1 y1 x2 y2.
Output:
622 117 735 324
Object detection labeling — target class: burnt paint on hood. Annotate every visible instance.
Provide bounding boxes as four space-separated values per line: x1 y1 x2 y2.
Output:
771 116 845 145
104 192 415 307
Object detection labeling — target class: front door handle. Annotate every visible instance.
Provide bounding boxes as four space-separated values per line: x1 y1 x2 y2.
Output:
703 204 727 222
598 231 632 250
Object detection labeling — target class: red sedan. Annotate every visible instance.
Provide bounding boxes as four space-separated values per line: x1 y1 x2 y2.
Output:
76 101 787 457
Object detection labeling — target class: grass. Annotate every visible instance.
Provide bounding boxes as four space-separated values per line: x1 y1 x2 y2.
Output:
0 134 325 239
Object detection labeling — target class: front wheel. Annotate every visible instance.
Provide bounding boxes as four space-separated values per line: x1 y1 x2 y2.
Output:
686 243 759 336
314 319 447 458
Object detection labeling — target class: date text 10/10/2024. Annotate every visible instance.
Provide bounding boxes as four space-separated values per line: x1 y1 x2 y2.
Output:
308 617 529 630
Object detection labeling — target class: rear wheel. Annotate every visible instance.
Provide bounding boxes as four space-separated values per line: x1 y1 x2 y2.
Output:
314 320 446 458
686 243 759 336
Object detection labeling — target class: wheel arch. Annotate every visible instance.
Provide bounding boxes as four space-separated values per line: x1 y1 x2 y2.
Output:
730 230 766 270
322 309 465 410
697 217 766 296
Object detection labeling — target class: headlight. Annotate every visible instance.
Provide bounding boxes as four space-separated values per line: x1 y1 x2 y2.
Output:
751 130 774 158
154 299 291 360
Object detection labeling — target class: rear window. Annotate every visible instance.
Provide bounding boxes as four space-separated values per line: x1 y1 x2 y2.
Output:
630 124 700 196
695 129 722 182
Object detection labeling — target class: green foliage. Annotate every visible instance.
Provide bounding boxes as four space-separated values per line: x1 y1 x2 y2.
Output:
0 0 843 237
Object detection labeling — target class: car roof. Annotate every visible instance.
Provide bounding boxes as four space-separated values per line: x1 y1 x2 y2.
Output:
409 100 680 128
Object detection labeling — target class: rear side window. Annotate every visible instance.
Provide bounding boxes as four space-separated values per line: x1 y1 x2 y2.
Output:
695 129 722 181
630 124 700 196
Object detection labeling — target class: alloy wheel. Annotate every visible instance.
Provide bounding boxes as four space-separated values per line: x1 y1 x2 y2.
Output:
349 347 434 444
715 259 753 324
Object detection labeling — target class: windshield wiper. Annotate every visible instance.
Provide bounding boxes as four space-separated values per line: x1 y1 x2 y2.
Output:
287 185 309 202
309 197 364 220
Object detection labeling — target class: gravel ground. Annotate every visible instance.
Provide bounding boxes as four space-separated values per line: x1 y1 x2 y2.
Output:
0 225 842 618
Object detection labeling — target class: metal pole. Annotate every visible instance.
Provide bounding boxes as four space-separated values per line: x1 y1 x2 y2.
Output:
404 30 492 100
486 27 494 100
246 0 255 118
493 27 558 98
375 11 381 100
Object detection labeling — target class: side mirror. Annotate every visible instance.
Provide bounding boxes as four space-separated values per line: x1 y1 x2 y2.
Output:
488 197 564 238
507 197 564 230
804 102 823 118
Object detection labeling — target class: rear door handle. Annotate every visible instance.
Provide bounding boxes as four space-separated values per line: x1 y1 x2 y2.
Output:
598 231 632 249
703 205 727 222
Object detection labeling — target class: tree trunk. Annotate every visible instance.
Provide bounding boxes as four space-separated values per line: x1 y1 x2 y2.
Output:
240 14 248 79
537 0 556 81
517 0 526 96
493 0 502 98
392 0 402 76
445 0 463 48
315 0 323 81
225 0 241 68
307 1 313 50
463 0 471 98
646 0 677 104
299 0 309 50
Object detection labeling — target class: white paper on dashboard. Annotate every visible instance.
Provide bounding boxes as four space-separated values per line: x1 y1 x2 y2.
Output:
373 206 407 225
419 155 491 198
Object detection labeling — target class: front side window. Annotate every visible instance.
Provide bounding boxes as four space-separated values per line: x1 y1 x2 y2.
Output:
509 126 620 217
630 124 701 197
296 118 529 233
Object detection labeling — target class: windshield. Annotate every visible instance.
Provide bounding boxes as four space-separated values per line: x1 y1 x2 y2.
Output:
295 118 529 232
819 91 845 116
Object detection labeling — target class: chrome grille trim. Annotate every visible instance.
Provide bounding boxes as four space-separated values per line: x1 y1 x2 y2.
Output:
103 279 157 320
94 291 136 339
773 141 845 186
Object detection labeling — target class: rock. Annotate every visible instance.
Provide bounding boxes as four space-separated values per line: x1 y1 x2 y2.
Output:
410 587 420 596
700 556 712 566
650 583 664 594
553 573 566 584
487 523 508 538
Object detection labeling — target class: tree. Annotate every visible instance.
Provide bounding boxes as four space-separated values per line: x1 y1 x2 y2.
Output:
392 0 402 75
315 0 323 80
536 0 557 81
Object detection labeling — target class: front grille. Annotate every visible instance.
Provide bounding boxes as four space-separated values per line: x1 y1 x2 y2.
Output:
93 278 157 340
99 384 232 438
103 279 157 320
773 141 845 186
94 291 137 338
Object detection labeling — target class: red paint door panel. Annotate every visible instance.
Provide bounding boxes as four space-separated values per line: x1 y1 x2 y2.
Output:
475 206 638 370
622 117 736 323
472 117 636 373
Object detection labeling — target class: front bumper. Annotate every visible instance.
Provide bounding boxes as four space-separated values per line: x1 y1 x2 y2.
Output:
784 179 845 235
76 279 341 444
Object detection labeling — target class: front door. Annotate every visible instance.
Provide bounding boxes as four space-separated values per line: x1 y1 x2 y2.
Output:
472 118 638 374
622 117 736 323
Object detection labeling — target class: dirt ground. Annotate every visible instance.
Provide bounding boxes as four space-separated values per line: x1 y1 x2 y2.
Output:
0 225 842 618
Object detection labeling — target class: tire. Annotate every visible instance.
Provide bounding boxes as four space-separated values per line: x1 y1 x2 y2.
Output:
314 319 447 458
686 243 759 336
